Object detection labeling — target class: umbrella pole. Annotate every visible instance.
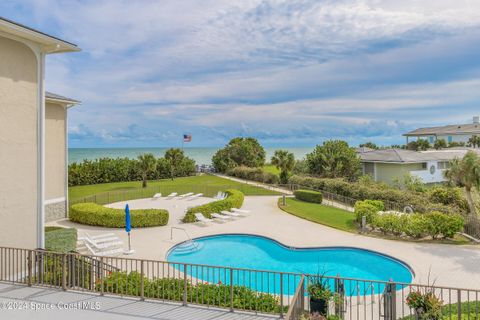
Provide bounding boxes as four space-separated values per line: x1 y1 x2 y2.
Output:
128 232 131 251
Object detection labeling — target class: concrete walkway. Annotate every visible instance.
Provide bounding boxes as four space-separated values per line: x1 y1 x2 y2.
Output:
0 283 276 320
49 195 480 290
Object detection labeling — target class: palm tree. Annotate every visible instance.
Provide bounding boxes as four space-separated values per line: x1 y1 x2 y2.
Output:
271 150 295 184
468 135 480 148
137 153 157 188
444 151 480 216
165 148 185 181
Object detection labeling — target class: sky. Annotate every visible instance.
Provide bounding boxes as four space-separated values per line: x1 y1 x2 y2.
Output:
2 0 480 148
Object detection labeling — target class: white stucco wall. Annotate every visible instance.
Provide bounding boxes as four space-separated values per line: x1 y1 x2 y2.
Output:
0 36 39 249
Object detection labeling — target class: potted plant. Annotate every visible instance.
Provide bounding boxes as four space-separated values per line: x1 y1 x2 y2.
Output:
406 290 443 320
307 275 336 316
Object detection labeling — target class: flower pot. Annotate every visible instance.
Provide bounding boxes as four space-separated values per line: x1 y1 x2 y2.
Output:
310 297 328 315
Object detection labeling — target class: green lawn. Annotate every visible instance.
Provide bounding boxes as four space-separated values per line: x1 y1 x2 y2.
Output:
69 174 280 201
45 227 77 252
279 197 357 232
262 164 280 176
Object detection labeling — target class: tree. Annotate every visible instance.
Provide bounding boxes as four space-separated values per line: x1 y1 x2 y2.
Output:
212 137 266 172
305 140 361 180
271 150 295 184
137 153 157 188
164 148 185 181
434 139 447 150
407 139 430 151
444 151 480 216
468 135 480 148
359 141 379 150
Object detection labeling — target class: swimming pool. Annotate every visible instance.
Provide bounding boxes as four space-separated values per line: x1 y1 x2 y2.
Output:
167 234 413 295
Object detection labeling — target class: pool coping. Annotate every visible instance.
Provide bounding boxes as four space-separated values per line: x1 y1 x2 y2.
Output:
165 232 416 282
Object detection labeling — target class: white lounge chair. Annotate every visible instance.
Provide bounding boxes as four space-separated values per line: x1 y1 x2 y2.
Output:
211 213 232 221
194 213 213 224
166 192 178 199
85 237 123 250
187 193 203 200
84 242 123 257
232 208 250 214
221 210 242 217
177 192 194 199
78 233 119 244
213 191 226 200
152 193 162 199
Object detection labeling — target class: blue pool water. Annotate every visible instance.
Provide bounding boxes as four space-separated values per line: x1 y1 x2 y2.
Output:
167 234 413 295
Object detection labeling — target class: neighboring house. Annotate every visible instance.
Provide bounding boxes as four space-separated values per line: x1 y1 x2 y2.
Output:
403 116 480 144
358 148 480 184
0 17 80 249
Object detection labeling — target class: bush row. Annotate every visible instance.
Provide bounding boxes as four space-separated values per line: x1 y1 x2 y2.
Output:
288 175 464 214
226 166 279 184
183 189 244 223
294 189 323 203
69 156 196 186
354 200 464 239
98 271 282 313
70 203 169 228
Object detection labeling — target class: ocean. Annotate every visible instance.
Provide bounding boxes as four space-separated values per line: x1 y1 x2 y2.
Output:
68 147 313 165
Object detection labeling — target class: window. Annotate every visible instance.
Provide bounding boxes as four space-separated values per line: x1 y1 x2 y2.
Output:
429 136 434 144
421 163 427 170
438 161 450 170
448 136 453 143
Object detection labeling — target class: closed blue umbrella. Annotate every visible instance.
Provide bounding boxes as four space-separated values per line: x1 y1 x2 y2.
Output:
125 204 132 253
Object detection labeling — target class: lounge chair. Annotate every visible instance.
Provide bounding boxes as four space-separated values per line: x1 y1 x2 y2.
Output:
194 213 213 224
211 213 232 221
187 193 203 200
84 242 123 256
85 237 123 250
213 191 224 200
166 192 178 199
221 210 242 217
177 192 194 199
78 233 119 244
152 193 162 199
232 208 250 214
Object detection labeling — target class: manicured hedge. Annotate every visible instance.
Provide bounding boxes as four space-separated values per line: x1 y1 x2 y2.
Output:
288 175 462 214
70 203 169 228
226 166 279 184
182 189 244 223
97 271 282 313
294 189 323 203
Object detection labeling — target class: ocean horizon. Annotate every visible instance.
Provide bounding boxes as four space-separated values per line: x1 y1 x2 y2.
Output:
68 147 314 165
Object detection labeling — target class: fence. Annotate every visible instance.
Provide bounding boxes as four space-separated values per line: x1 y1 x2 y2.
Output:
1 247 479 320
69 183 284 207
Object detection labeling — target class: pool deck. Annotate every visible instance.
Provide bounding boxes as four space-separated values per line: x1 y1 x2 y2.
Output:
0 283 277 320
49 195 480 290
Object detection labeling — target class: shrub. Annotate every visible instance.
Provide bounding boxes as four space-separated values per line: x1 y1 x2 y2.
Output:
354 200 383 224
428 186 468 211
212 137 266 172
70 203 169 227
97 271 282 313
227 166 279 184
288 175 462 215
68 151 196 187
45 227 77 252
183 189 244 223
294 189 323 203
424 211 464 239
373 213 404 236
403 214 428 239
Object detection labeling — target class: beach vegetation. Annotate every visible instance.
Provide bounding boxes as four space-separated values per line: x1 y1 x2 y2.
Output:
212 137 266 172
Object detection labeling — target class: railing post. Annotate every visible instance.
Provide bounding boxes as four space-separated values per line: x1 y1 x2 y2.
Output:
99 257 104 296
230 268 234 312
62 253 67 291
280 272 284 318
183 264 188 306
457 289 462 320
140 260 145 301
384 281 396 320
335 275 345 318
27 250 33 286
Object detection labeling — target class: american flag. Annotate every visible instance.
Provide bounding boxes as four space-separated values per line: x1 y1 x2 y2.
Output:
183 134 192 142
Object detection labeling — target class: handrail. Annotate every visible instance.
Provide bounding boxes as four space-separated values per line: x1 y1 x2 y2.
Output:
170 227 192 241
285 275 305 320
